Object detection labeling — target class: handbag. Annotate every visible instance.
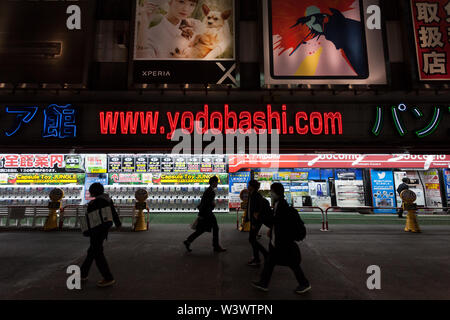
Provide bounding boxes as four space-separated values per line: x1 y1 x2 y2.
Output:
80 206 113 234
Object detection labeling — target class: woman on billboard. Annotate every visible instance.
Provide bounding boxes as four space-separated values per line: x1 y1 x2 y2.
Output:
135 0 233 60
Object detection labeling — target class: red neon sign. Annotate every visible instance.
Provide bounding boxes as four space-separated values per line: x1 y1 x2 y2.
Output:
99 105 344 140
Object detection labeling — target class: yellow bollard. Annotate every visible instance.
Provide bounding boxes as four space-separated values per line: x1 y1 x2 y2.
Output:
400 189 421 233
44 188 64 231
134 188 149 232
239 189 250 232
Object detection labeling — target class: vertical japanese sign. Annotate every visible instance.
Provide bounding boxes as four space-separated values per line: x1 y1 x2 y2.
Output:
263 0 387 84
410 0 450 80
133 0 236 85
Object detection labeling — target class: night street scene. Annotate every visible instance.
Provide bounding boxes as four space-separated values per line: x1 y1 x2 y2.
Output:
0 0 449 318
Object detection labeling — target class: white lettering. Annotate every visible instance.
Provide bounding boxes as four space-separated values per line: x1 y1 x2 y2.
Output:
66 5 81 30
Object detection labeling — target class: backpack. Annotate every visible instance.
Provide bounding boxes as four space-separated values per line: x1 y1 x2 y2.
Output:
288 206 306 242
259 196 272 223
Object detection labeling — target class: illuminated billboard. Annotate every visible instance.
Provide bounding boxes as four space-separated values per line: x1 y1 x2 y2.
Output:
263 0 387 84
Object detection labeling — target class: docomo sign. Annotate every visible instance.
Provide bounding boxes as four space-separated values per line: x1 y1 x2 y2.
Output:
228 154 450 172
99 105 344 139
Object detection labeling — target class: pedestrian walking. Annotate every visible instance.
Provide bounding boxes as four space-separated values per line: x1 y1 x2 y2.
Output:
252 183 311 294
80 183 122 288
247 180 269 267
397 177 410 218
183 176 227 253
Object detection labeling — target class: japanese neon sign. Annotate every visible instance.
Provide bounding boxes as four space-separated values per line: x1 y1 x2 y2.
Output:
372 103 446 138
4 104 77 139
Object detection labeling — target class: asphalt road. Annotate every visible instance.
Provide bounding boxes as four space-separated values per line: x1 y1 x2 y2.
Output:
1 223 449 300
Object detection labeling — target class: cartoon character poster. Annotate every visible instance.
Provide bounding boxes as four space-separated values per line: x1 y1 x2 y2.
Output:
263 0 387 84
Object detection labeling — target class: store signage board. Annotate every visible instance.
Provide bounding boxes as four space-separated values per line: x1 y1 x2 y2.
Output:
0 154 84 174
228 154 450 172
370 169 397 213
133 0 236 85
263 0 387 84
444 169 450 205
229 171 251 208
109 172 228 185
410 0 450 81
1 173 85 185
0 104 448 151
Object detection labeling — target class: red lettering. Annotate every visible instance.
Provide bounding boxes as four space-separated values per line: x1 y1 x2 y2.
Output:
100 112 119 134
34 155 49 168
20 155 34 168
267 105 280 134
296 112 309 135
282 105 287 134
4 155 19 168
324 112 343 135
120 112 140 134
140 112 159 134
253 112 266 134
181 112 194 134
225 104 237 133
210 112 223 132
166 112 180 139
239 111 252 133
50 155 64 168
310 112 323 135
195 104 209 134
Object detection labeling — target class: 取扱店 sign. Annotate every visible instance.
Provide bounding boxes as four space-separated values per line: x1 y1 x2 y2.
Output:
410 0 450 80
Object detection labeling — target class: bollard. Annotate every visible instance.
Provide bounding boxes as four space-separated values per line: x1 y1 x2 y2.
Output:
400 189 421 233
134 188 149 231
238 189 250 232
44 188 64 231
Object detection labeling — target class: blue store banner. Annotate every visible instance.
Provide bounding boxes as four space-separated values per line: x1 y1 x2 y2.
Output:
229 171 251 208
444 169 450 206
84 173 108 203
370 169 396 214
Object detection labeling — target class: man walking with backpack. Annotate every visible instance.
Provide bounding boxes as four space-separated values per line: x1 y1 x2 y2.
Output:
247 180 269 267
252 183 311 294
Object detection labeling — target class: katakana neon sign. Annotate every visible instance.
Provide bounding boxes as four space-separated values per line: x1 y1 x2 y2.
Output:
5 104 77 139
372 103 448 138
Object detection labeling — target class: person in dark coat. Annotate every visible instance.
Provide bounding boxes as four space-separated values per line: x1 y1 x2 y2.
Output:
80 183 122 288
183 176 226 253
397 177 410 218
252 183 311 294
247 179 268 266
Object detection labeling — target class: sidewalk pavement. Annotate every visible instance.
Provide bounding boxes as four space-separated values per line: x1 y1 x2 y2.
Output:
1 223 449 300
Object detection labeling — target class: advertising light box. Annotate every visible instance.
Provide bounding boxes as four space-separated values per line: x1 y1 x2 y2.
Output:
263 0 387 84
133 0 236 85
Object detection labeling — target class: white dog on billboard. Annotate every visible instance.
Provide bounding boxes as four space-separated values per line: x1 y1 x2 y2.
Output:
135 0 233 60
